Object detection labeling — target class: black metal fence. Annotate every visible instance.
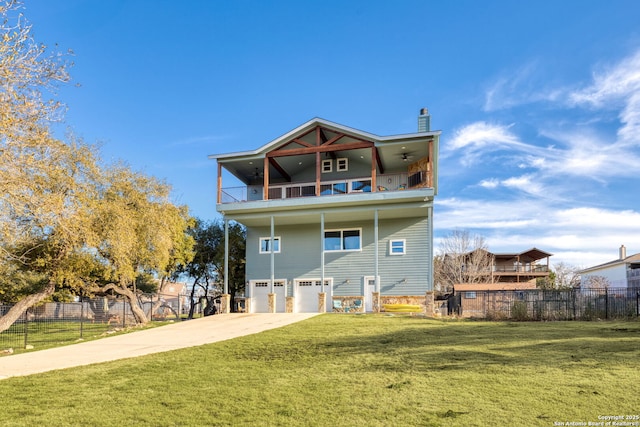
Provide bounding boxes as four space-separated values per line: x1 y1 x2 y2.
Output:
448 287 640 320
1 293 187 352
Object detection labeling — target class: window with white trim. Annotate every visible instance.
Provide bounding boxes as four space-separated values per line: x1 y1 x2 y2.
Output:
389 239 406 255
336 158 348 171
324 229 361 252
259 237 281 254
322 159 332 173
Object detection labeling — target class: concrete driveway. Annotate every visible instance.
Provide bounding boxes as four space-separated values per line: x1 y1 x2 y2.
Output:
0 313 318 380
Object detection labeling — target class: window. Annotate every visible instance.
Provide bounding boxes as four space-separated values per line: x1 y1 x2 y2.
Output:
465 292 477 299
337 158 348 171
389 239 406 255
322 159 332 173
324 229 361 252
259 237 281 254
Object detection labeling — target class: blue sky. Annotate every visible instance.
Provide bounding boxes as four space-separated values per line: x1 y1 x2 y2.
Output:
24 0 640 268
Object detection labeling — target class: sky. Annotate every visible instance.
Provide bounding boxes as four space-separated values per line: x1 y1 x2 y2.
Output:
21 0 640 269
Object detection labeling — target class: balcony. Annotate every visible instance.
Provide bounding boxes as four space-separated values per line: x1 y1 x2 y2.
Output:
494 265 550 274
219 172 429 204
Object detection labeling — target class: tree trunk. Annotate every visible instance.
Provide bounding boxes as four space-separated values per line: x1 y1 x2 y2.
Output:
149 275 168 318
0 281 55 333
101 283 149 324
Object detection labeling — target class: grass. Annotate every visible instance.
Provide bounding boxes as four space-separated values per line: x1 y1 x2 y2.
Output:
0 315 639 426
1 320 173 355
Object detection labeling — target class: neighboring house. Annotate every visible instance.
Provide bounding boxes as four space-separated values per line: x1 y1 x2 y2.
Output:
210 109 440 313
579 245 640 289
458 247 553 284
491 248 553 283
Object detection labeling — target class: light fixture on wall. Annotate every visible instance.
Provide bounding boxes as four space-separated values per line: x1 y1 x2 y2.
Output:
401 278 408 284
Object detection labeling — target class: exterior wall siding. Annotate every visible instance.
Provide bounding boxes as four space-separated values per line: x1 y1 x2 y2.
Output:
581 264 628 288
246 215 431 297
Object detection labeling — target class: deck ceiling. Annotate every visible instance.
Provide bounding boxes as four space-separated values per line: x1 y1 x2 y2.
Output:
217 124 434 185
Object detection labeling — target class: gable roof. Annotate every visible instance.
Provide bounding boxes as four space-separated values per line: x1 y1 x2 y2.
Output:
209 117 440 160
208 117 440 187
579 252 640 274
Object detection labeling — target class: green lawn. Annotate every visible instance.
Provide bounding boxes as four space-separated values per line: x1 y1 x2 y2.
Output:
1 315 639 426
1 320 174 355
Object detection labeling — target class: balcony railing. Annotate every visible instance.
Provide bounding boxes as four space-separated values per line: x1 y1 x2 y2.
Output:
219 172 430 203
493 265 549 273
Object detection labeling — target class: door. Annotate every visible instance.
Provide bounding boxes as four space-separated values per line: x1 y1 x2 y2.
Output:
295 279 332 313
363 276 378 312
251 280 286 313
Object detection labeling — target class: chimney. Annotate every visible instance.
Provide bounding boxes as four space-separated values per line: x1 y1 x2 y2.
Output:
418 107 430 132
620 245 627 260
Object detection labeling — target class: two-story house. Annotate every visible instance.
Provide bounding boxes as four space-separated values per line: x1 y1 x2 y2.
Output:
209 109 440 313
579 245 640 290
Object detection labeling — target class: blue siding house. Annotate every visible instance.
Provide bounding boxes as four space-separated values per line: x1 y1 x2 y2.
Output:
210 109 440 313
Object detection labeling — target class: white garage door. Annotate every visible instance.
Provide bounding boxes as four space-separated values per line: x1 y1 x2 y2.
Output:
251 280 286 313
295 279 331 313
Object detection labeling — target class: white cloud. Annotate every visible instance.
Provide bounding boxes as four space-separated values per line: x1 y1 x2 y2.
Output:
446 122 537 166
436 199 640 267
479 178 499 189
438 48 640 270
483 61 563 112
569 49 640 146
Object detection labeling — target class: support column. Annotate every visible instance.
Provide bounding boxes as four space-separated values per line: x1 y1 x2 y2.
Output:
372 292 381 313
427 206 434 292
425 291 435 316
374 209 379 294
220 294 231 314
318 292 326 313
268 293 276 313
270 215 275 294
285 296 294 313
221 217 230 313
321 213 326 309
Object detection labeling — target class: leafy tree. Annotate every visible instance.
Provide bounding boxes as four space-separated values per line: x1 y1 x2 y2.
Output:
181 219 245 316
0 134 100 332
434 229 493 292
88 164 193 324
0 0 86 332
0 0 71 140
0 1 194 332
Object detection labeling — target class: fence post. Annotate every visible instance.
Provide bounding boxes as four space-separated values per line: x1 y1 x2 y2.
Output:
23 309 28 349
122 297 126 328
605 288 609 319
80 298 84 339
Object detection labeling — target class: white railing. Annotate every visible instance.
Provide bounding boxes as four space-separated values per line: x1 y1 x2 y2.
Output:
220 173 417 203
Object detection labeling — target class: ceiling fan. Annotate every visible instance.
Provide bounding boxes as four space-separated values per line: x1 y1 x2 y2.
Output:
401 152 415 162
252 168 263 179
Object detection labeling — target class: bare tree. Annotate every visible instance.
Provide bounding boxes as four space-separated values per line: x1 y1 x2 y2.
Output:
434 229 494 292
552 262 581 289
583 275 611 289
